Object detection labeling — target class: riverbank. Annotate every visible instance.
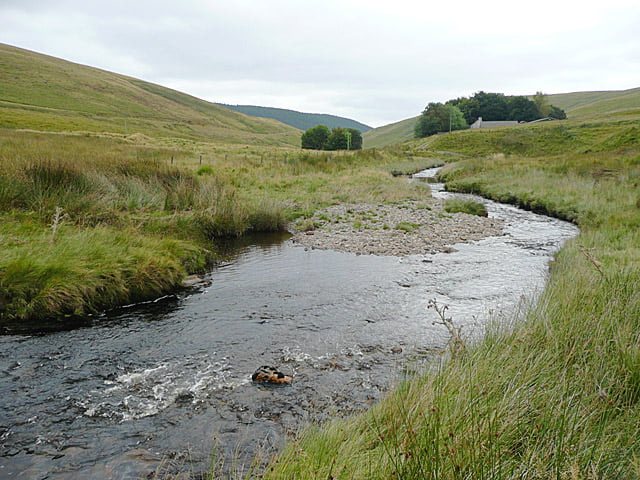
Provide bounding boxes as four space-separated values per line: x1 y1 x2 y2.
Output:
262 121 640 479
290 200 503 256
0 130 439 327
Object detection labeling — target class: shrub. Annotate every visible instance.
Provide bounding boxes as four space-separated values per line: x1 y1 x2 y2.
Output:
395 221 420 233
444 198 488 217
196 165 214 176
296 218 317 232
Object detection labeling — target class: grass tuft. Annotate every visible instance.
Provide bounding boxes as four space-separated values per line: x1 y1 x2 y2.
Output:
443 198 488 217
395 221 420 233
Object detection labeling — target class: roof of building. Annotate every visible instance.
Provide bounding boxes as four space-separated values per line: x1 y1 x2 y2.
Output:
470 117 519 129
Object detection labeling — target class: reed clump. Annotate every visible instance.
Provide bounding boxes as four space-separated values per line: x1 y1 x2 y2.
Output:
0 137 278 324
443 198 488 217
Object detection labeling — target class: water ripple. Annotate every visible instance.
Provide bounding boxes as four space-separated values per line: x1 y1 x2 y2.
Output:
0 182 579 478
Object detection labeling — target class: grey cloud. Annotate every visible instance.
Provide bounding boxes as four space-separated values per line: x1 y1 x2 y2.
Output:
2 0 639 126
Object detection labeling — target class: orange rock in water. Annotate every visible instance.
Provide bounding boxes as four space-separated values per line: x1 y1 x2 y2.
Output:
251 366 292 384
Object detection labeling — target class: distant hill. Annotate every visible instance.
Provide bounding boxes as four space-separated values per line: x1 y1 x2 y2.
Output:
219 104 372 133
363 116 418 148
0 43 300 146
364 87 640 148
547 87 640 118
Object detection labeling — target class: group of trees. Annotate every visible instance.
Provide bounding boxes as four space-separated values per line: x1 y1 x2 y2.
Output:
449 91 566 124
531 92 567 121
301 125 363 150
415 91 567 138
414 103 468 137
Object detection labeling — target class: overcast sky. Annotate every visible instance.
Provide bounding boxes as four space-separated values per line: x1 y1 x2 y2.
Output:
3 0 639 127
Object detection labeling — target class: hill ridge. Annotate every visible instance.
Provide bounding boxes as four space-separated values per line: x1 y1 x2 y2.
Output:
219 103 372 133
0 43 300 146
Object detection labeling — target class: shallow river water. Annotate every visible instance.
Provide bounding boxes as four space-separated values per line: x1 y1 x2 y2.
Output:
0 172 578 479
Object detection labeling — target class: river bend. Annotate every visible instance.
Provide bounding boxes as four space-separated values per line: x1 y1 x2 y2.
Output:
0 173 578 478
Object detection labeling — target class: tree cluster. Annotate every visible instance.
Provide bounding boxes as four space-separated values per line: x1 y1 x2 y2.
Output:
301 125 363 150
414 103 468 138
449 91 567 125
415 91 567 138
532 91 567 120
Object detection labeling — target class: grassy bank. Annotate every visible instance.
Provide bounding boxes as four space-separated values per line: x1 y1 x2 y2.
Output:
0 130 432 327
261 118 640 478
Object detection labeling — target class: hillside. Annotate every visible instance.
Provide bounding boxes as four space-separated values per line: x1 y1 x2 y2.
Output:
0 43 300 146
547 87 640 118
363 115 418 148
219 103 372 133
364 87 640 148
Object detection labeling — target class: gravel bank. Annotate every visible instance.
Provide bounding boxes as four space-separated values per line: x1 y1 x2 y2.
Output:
290 200 504 256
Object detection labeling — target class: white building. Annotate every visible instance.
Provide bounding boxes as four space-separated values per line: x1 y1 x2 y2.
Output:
470 117 519 129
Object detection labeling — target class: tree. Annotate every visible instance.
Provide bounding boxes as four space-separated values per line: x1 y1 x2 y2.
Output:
507 96 542 122
450 96 480 125
433 92 565 127
414 114 441 137
301 125 330 150
548 105 567 120
301 125 362 150
475 92 509 121
450 91 509 124
414 103 467 138
445 105 468 131
346 128 363 150
533 91 551 117
325 127 349 150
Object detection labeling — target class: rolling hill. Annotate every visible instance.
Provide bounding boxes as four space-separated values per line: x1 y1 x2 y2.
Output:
0 43 301 146
362 116 418 148
547 87 640 118
364 87 640 148
219 104 372 133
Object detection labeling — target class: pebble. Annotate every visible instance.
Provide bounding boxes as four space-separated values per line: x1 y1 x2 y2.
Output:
290 200 504 257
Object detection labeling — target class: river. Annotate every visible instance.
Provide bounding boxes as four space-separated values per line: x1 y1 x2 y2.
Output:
0 171 578 479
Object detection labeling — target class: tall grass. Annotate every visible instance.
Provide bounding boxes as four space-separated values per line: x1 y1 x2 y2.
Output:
0 221 203 321
0 130 431 325
0 134 279 324
0 131 295 232
261 119 640 479
443 198 488 217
